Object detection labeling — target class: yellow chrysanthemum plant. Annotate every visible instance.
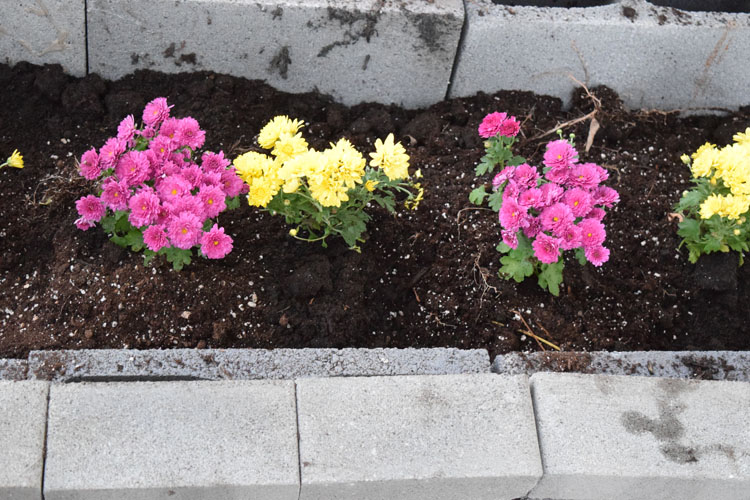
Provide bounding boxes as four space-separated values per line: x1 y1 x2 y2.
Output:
675 127 750 264
234 116 423 251
0 149 24 170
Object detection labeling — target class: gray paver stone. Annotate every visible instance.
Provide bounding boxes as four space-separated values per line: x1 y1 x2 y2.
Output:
0 381 49 500
87 0 464 108
1 0 86 76
44 380 299 499
0 359 28 381
297 374 542 500
529 373 750 500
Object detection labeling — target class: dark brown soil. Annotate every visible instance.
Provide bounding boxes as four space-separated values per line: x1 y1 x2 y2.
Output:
2 62 750 359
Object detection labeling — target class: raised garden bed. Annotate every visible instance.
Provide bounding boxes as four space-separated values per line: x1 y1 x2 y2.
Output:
2 62 750 359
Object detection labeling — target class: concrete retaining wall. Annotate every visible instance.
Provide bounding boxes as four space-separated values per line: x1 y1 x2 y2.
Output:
2 0 748 110
1 372 748 499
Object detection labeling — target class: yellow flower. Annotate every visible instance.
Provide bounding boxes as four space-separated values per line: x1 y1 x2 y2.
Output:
734 229 742 236
364 180 379 192
271 132 308 163
733 127 750 146
680 154 691 165
234 152 272 182
720 194 750 220
289 228 298 236
690 143 718 178
258 115 304 149
699 194 723 219
325 139 365 188
7 149 23 169
405 183 424 210
369 133 410 181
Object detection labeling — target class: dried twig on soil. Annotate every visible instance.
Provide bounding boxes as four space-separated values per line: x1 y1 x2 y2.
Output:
505 310 561 351
472 252 497 312
456 207 493 239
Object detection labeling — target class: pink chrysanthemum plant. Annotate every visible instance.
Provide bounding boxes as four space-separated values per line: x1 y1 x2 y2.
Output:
473 113 619 296
74 97 244 270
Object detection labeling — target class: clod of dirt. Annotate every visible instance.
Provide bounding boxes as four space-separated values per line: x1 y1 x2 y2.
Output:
284 255 334 298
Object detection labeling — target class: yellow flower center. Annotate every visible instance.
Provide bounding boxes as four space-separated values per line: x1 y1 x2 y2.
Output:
557 154 562 160
141 205 146 210
574 201 579 206
113 193 119 197
587 232 592 238
171 189 177 195
207 199 213 205
553 217 559 222
181 228 188 234
213 240 219 246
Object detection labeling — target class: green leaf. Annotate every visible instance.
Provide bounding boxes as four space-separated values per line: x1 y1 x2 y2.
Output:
163 247 192 271
510 155 527 166
469 186 488 205
574 247 587 266
475 159 494 176
100 215 117 234
124 230 144 252
677 218 701 240
496 242 512 254
674 189 705 212
487 190 503 212
143 250 157 267
225 196 241 210
499 255 534 283
373 195 396 212
538 260 564 296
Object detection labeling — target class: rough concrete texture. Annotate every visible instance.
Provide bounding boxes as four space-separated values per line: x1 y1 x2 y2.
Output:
296 374 542 500
0 359 28 381
0 0 86 76
0 381 49 500
27 348 489 381
529 373 750 500
44 381 299 500
86 0 464 108
450 0 750 111
493 350 750 381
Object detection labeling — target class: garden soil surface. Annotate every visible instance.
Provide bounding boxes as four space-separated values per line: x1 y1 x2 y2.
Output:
2 62 750 359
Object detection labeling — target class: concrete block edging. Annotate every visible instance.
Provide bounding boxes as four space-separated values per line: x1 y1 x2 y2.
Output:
1 367 749 499
3 0 750 110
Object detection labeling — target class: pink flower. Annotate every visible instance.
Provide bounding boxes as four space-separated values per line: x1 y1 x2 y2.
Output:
79 148 102 180
584 245 610 266
149 135 175 161
201 171 222 187
180 163 204 189
492 166 514 191
100 178 130 210
139 125 157 139
220 169 245 197
543 139 578 169
559 224 581 250
518 187 542 209
562 188 593 218
545 165 570 185
478 112 508 139
498 116 521 137
128 189 161 227
532 232 561 264
513 164 539 189
115 151 151 187
570 163 599 190
99 137 125 168
165 194 206 219
198 184 227 219
503 180 520 201
593 186 620 207
585 207 606 221
522 217 542 238
502 229 518 249
583 162 609 183
578 218 606 248
200 224 233 259
117 115 137 146
175 117 205 150
539 183 564 207
159 118 181 144
167 212 202 249
540 203 574 236
143 225 169 252
499 198 527 231
201 151 230 173
142 97 172 127
156 160 181 178
157 175 192 202
75 195 105 222
74 217 96 231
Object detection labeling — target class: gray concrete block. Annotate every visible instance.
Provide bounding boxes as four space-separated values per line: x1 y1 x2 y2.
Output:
87 0 464 108
27 348 489 382
44 381 299 499
450 0 750 111
0 381 49 500
0 0 86 76
296 374 542 499
529 373 750 500
492 351 750 381
0 359 28 381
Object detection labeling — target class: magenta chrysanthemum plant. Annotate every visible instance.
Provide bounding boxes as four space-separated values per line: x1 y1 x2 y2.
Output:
471 112 619 295
74 97 244 270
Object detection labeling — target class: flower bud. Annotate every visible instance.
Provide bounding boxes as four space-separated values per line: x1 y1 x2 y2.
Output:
289 228 298 237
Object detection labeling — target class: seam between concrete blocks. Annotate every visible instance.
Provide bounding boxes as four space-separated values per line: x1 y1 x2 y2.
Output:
40 385 51 500
84 0 90 75
445 0 468 101
294 381 303 500
523 377 545 499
